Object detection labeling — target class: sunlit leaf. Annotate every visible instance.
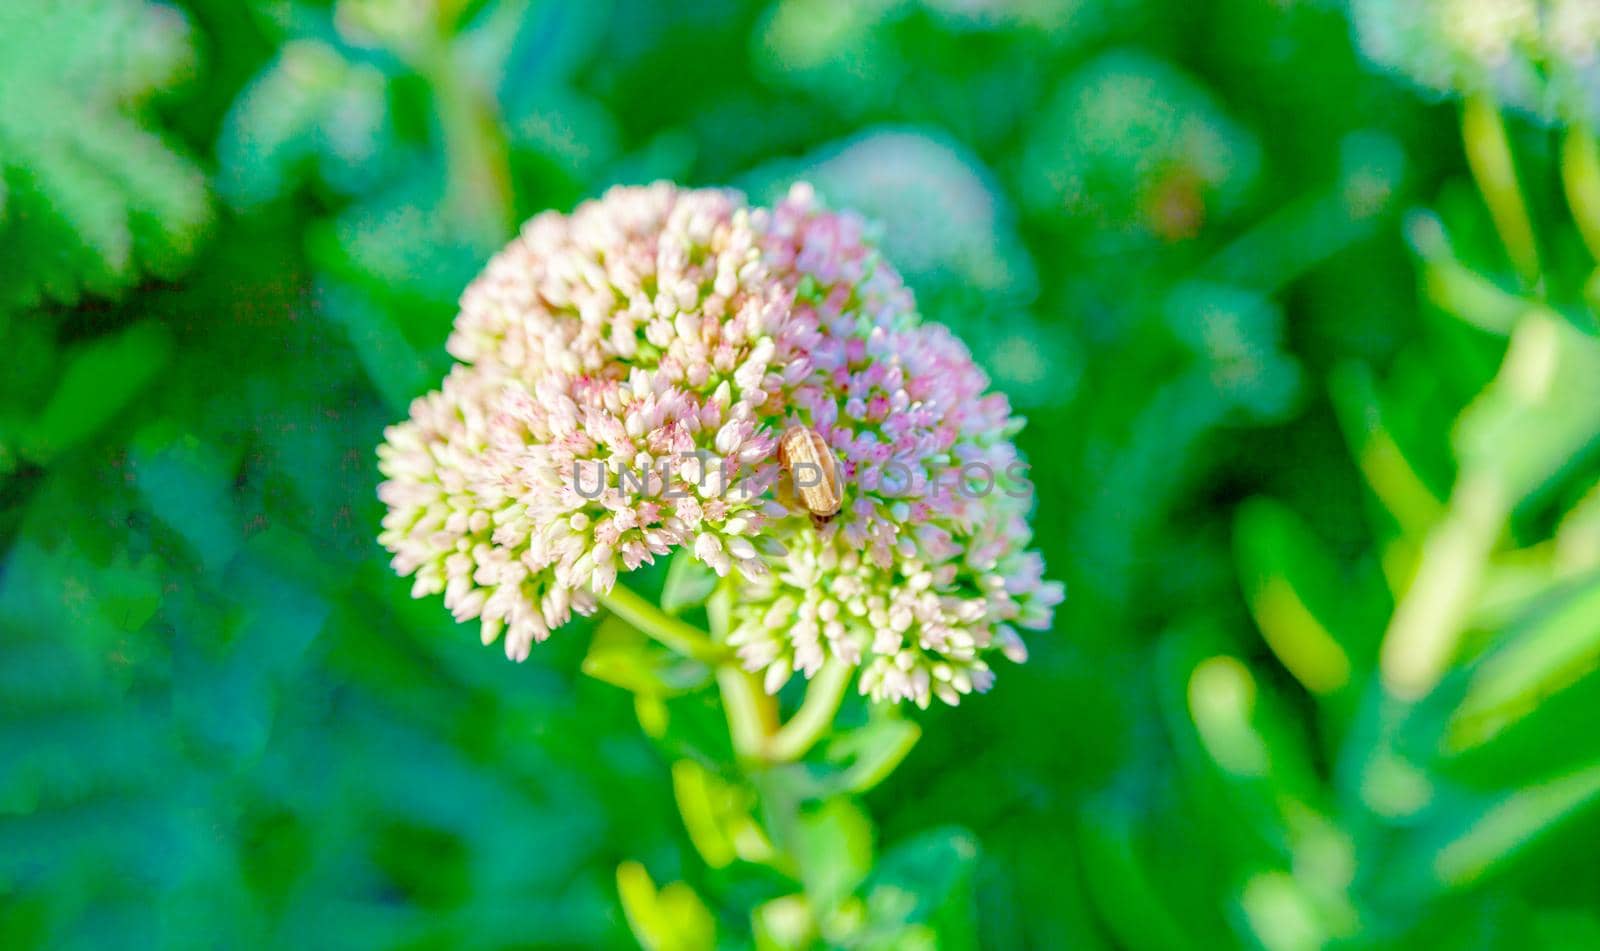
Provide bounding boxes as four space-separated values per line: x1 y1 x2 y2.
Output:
616 860 717 951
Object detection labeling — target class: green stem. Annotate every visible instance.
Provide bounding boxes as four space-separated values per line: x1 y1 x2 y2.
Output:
598 584 730 665
1462 96 1542 289
701 579 779 759
1379 472 1508 701
1200 189 1378 295
1562 128 1600 265
421 39 514 247
766 659 852 763
717 665 775 760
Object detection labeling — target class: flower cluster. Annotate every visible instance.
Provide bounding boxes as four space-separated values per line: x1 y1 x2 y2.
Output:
1350 0 1600 127
378 182 1062 705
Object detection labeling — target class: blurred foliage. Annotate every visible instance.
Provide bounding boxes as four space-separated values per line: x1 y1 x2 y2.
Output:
5 0 1600 948
0 0 210 311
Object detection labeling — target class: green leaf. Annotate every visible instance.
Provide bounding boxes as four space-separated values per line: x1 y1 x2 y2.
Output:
217 39 393 208
130 424 242 575
855 827 980 951
1456 312 1600 505
19 321 171 465
580 615 711 696
1555 479 1600 572
1076 803 1199 951
671 759 761 870
1017 51 1260 237
1406 210 1529 336
1235 499 1359 695
1431 762 1600 889
315 278 434 415
823 714 921 795
1328 361 1446 537
753 894 815 951
1239 871 1332 951
1169 633 1325 839
0 0 209 307
662 548 719 615
615 860 717 951
793 797 875 914
1448 575 1600 749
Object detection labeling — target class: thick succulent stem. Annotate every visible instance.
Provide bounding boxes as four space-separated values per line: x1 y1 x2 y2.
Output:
598 584 730 665
717 665 778 760
766 659 852 762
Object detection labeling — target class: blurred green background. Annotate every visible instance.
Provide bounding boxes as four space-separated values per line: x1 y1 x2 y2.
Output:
6 0 1600 947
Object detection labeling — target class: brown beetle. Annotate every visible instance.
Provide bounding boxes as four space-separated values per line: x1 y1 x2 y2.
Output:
777 426 843 524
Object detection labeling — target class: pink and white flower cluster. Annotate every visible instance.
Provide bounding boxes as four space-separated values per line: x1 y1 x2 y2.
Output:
378 182 1062 705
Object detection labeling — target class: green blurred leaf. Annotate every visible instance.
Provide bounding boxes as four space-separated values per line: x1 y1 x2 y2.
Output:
1076 802 1199 951
19 321 171 465
0 0 209 307
1235 499 1359 696
1164 282 1300 421
1407 210 1530 336
1329 361 1446 538
753 893 816 951
616 860 717 951
793 798 875 914
1449 574 1600 749
671 759 767 870
130 423 242 575
1456 312 1600 504
1239 870 1331 951
217 39 393 207
1430 762 1600 889
854 827 980 951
